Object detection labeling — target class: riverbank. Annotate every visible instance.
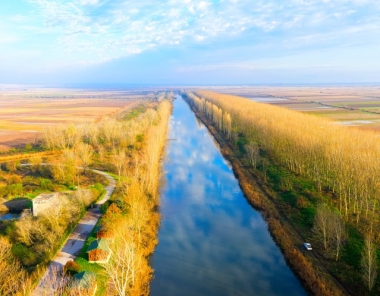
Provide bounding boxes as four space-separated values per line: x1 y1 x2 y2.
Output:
183 93 346 296
75 98 173 295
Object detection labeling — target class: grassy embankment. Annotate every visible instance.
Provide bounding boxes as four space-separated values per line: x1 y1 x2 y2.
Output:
185 91 380 296
67 97 173 295
0 94 172 295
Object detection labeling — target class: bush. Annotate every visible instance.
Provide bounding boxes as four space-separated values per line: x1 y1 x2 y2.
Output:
3 184 24 198
24 143 33 150
100 200 110 214
106 203 122 216
93 183 104 193
7 174 22 185
63 260 81 275
114 199 130 214
68 185 77 190
12 243 37 266
40 178 53 190
2 162 17 173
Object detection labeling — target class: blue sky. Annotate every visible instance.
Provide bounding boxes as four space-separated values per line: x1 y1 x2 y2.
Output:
0 0 379 85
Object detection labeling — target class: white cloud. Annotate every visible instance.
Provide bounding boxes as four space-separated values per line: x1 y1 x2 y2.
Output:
0 33 20 44
79 0 99 5
8 0 380 68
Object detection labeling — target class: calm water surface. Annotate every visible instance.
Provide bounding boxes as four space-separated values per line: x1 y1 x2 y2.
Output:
0 212 21 221
150 97 306 296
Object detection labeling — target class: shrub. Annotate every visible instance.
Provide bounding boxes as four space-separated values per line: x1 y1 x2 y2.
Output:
296 196 308 208
7 183 23 197
2 162 17 172
63 260 81 275
100 200 110 214
12 243 37 266
114 199 130 214
106 203 122 216
24 143 33 150
40 178 53 190
7 174 22 185
93 183 104 193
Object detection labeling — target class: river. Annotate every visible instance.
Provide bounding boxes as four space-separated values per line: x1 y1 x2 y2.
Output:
150 96 307 296
0 212 21 221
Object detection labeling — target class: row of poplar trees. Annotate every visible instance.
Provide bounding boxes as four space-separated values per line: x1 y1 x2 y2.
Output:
187 90 380 292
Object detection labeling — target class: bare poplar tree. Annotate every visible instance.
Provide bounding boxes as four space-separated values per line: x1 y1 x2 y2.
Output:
331 213 345 261
245 142 260 168
75 142 94 173
112 149 127 179
313 204 332 250
361 237 378 291
105 227 137 296
38 264 71 296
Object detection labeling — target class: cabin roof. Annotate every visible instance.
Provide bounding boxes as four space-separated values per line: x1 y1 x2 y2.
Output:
33 193 57 202
86 239 110 252
94 225 103 233
70 271 96 289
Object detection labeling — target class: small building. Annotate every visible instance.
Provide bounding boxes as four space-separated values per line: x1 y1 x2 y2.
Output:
32 193 59 216
95 225 113 240
86 239 111 263
67 271 97 296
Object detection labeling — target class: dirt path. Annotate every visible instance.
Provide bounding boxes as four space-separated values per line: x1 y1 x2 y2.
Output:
29 167 116 296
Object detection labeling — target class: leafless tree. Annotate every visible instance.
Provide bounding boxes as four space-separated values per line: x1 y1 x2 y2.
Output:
38 264 70 296
313 204 332 250
0 237 31 295
75 142 94 173
112 149 127 179
361 237 378 291
245 142 260 169
331 213 345 261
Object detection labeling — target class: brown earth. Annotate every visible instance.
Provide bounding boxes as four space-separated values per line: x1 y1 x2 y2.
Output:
0 88 145 150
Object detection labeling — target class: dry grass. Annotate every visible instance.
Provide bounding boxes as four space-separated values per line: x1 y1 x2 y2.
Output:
0 88 144 150
200 85 380 132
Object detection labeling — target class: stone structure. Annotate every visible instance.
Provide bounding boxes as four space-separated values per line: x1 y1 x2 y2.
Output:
32 193 59 216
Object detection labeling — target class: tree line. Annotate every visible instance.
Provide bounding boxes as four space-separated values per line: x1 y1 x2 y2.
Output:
99 99 172 295
187 90 380 293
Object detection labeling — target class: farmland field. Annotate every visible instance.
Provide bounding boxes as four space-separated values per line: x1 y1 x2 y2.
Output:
0 86 154 150
206 85 380 132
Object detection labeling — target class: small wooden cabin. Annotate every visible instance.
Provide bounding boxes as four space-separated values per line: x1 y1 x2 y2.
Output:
67 271 97 296
86 239 111 263
95 225 113 240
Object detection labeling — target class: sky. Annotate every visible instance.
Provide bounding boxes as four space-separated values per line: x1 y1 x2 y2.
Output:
0 0 380 85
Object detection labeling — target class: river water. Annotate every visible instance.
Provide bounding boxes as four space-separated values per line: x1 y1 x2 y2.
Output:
150 97 307 296
0 212 21 221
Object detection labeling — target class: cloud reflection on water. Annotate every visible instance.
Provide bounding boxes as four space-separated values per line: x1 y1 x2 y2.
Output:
151 98 306 296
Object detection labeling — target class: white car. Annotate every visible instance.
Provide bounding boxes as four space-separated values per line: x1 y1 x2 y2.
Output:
303 243 312 251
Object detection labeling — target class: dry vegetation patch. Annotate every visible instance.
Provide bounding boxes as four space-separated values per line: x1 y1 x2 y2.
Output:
204 85 380 132
0 88 149 150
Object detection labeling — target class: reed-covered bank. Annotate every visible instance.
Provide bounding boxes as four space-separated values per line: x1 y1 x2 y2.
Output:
98 98 173 295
